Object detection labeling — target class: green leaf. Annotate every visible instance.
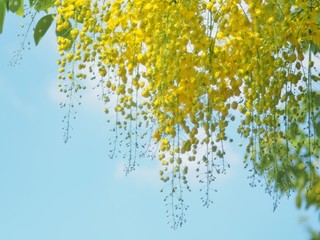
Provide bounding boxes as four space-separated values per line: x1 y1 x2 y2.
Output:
8 0 22 13
34 0 54 11
29 0 36 6
15 0 24 16
34 14 54 46
295 194 302 208
0 0 6 33
29 0 54 11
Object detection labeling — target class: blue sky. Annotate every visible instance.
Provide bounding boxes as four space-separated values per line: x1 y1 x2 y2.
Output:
0 14 319 240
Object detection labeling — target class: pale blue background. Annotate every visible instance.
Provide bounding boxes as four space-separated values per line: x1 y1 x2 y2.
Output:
0 14 319 240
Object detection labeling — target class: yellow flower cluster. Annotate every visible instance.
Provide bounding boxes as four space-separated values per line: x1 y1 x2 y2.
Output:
54 0 320 224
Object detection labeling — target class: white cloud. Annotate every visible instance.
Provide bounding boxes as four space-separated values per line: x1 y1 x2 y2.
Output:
114 160 161 187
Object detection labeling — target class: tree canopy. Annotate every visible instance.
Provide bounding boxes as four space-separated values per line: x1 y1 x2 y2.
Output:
1 0 319 230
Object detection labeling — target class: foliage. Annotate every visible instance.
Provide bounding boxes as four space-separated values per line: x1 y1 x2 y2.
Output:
1 0 320 229
0 0 24 33
310 230 320 240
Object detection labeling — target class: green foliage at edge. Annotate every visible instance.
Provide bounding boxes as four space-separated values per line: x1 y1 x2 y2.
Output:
0 0 24 33
30 0 55 11
0 0 6 33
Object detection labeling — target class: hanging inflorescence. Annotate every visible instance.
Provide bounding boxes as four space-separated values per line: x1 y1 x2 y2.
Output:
20 0 320 227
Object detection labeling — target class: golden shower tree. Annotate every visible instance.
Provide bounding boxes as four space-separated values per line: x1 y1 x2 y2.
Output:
1 0 319 228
